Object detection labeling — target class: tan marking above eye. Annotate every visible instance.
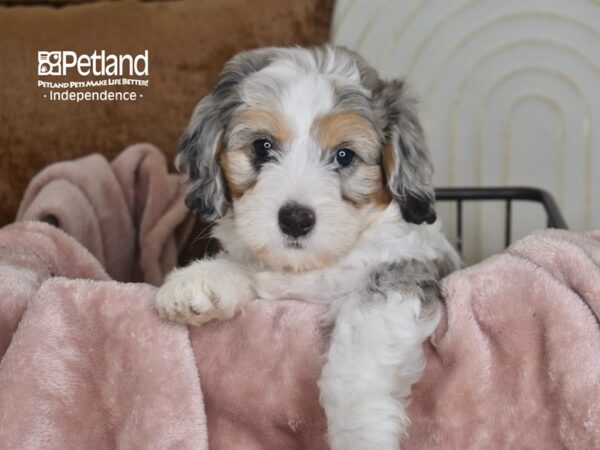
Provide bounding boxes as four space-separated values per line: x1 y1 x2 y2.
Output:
313 112 380 164
237 107 292 144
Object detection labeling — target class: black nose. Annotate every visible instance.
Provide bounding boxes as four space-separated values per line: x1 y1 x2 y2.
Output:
278 203 316 238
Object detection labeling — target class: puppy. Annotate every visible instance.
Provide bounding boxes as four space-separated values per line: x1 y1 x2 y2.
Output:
156 45 461 449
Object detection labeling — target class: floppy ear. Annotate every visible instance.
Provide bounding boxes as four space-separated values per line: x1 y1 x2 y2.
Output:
377 80 437 225
175 48 280 221
175 94 228 221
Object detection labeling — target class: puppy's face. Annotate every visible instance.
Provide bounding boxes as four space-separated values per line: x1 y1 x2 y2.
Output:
178 46 436 272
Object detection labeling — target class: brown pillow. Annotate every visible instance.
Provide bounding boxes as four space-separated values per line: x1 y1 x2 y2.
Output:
0 0 333 226
0 1 174 4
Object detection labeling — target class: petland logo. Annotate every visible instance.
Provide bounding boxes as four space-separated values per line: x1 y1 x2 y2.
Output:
37 50 150 102
38 50 149 77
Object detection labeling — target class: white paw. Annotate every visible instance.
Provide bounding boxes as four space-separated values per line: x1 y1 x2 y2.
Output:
155 260 253 326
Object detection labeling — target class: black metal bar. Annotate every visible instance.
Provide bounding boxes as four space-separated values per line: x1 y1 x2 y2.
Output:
456 199 463 253
505 200 512 247
435 187 568 230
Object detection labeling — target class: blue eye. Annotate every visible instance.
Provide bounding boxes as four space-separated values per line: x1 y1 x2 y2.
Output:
335 148 355 167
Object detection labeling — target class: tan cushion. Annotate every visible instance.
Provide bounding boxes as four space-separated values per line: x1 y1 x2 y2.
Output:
0 0 333 226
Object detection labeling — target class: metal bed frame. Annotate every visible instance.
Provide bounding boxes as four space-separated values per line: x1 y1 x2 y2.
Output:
434 187 568 253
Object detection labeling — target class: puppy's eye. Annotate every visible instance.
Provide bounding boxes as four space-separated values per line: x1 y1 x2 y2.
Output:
335 148 356 167
252 138 274 165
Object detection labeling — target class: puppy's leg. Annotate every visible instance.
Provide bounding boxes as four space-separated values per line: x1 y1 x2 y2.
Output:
155 257 254 325
319 260 441 450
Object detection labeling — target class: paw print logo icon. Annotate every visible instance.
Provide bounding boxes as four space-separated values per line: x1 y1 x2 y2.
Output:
38 51 62 76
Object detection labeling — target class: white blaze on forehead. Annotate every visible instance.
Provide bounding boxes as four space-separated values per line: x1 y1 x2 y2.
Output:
240 61 336 138
279 72 335 137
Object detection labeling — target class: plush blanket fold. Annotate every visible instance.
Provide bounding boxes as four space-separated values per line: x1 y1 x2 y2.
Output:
1 145 599 449
16 143 192 285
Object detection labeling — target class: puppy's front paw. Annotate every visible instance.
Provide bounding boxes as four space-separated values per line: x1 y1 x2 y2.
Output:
155 260 253 326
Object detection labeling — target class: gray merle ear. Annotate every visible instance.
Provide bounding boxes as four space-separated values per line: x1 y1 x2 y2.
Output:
376 80 437 225
175 48 280 221
175 94 227 221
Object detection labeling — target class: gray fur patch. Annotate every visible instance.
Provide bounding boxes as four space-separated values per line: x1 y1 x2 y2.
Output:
366 259 446 320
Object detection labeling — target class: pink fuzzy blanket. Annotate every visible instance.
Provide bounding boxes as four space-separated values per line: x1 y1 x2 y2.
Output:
1 144 599 449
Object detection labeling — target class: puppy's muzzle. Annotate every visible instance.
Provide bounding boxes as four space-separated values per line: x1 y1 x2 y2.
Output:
278 203 316 238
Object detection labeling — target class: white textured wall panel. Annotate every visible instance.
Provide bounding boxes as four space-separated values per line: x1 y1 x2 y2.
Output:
332 0 600 261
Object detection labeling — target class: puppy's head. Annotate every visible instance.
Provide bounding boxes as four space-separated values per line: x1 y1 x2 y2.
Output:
177 46 436 271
